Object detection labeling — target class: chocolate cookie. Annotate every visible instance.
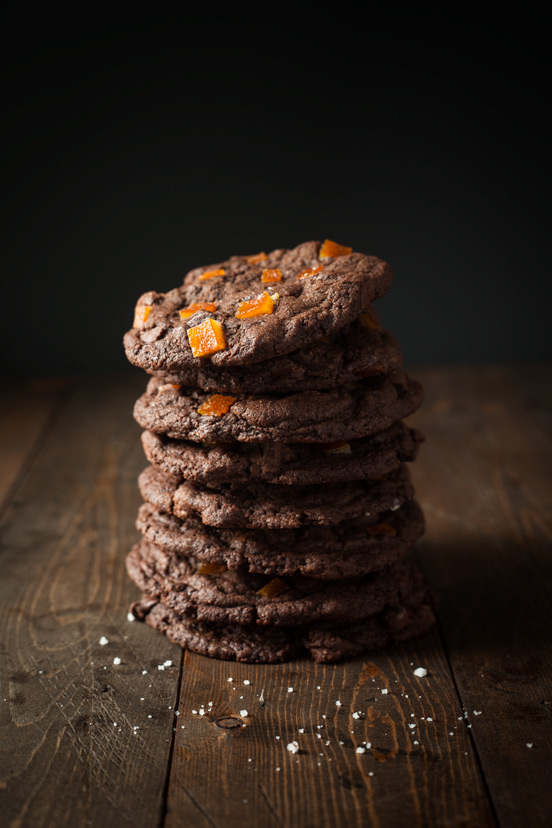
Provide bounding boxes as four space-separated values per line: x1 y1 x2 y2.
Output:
136 499 425 579
141 421 423 487
123 240 393 372
134 372 423 444
138 463 414 529
147 321 401 394
126 544 419 626
130 570 436 663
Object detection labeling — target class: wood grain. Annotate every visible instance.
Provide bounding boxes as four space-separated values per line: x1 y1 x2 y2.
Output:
411 365 552 828
0 376 182 828
1 367 551 828
164 635 494 828
0 378 69 515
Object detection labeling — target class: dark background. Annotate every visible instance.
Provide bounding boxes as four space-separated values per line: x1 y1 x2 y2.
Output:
2 10 550 375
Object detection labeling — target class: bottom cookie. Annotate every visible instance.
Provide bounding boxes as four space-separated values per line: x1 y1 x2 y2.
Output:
130 583 436 663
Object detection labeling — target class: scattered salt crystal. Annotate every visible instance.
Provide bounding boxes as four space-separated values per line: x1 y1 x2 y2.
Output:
244 680 250 685
240 709 248 717
127 613 135 622
175 711 180 716
288 687 294 693
449 732 454 736
275 767 281 772
298 728 305 733
381 689 388 694
287 741 299 753
426 717 433 722
164 660 172 667
335 700 342 707
208 702 213 707
413 740 419 745
413 667 427 678
527 743 533 748
408 724 416 729
473 710 482 716
227 677 233 682
199 709 205 716
356 746 366 754
158 665 165 671
113 657 121 665
316 686 321 690
368 771 374 776
192 710 197 714
142 670 147 675
148 715 152 719
99 636 109 646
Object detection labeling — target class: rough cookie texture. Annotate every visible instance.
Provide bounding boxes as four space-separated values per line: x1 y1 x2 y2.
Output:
136 499 425 579
149 322 401 393
138 463 414 529
123 241 393 370
134 372 423 444
141 421 423 486
130 569 435 663
127 545 419 626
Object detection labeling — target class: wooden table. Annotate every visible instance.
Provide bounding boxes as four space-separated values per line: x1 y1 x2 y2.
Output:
1 367 551 828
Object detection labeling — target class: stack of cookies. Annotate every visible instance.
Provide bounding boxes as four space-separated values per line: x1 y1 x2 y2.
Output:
123 240 436 662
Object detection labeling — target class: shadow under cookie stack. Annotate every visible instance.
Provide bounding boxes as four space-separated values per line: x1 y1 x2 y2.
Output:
123 239 436 663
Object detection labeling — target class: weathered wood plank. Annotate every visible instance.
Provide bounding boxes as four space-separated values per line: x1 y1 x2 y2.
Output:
411 365 552 828
0 378 69 515
164 622 494 827
0 376 182 828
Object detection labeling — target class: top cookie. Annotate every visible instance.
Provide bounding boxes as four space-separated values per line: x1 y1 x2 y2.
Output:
124 240 393 370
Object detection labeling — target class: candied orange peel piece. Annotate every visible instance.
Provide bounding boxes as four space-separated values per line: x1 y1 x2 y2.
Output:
198 562 227 575
261 268 282 283
171 384 182 390
179 302 217 319
257 578 288 598
297 264 323 279
198 394 236 416
320 239 352 258
358 312 382 331
199 267 226 281
365 522 397 537
133 304 151 328
235 291 274 319
322 440 352 454
188 318 226 358
246 251 268 264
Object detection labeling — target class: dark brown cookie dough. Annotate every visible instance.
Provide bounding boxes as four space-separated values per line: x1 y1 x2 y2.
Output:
134 372 423 444
147 322 401 394
123 240 393 371
138 463 414 529
130 570 436 663
126 544 418 626
141 421 423 487
136 499 425 579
